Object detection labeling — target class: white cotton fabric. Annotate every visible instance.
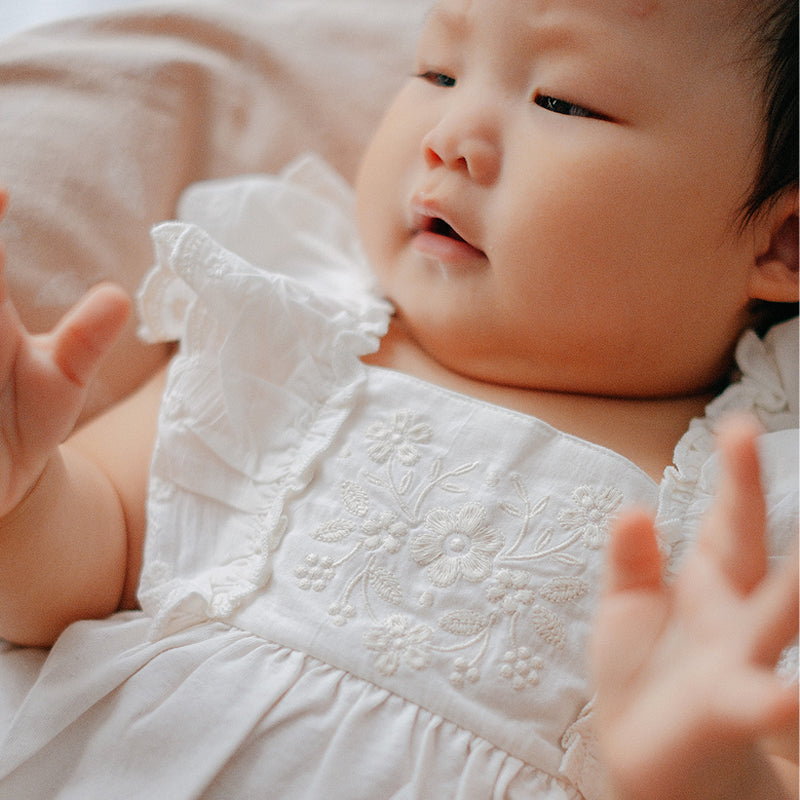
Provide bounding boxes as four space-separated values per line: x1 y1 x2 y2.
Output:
0 156 796 800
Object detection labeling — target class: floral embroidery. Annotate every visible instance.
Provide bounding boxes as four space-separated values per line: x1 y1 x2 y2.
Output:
361 512 408 553
294 410 480 627
362 615 433 676
558 486 623 549
486 569 536 615
500 647 544 690
450 657 480 688
410 502 504 587
310 519 356 544
293 408 624 693
365 410 432 465
328 601 356 627
295 554 335 591
530 605 567 649
341 480 369 516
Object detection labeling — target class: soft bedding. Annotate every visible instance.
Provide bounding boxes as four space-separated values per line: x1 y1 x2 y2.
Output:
0 0 428 420
2 0 157 39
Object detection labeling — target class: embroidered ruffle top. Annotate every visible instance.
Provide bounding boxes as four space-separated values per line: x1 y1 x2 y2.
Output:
0 156 796 800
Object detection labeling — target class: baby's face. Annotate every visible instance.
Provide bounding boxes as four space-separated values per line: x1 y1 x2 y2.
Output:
356 0 768 398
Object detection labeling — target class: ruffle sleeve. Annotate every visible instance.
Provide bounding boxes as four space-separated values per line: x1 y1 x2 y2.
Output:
135 156 392 637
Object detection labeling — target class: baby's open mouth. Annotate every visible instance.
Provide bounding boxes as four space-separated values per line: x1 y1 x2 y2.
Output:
429 217 467 244
410 205 486 262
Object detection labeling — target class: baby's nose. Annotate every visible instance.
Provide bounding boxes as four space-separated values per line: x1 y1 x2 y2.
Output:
422 106 501 185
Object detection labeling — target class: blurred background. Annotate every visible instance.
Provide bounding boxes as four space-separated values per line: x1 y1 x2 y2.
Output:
2 0 155 39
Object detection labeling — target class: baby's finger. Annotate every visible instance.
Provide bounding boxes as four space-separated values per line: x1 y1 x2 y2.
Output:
712 668 799 740
751 546 800 666
699 415 767 594
604 508 663 595
0 241 27 377
0 238 7 302
592 509 667 688
50 284 131 388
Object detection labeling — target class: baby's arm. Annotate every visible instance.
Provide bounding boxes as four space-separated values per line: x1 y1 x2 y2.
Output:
591 417 799 800
0 192 162 647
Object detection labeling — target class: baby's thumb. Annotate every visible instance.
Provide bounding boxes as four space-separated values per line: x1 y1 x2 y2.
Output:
51 284 131 387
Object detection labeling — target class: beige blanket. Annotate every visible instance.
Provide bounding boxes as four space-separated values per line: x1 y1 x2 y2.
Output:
0 0 427 418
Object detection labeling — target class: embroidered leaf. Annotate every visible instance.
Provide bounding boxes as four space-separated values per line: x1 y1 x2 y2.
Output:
398 470 414 495
530 496 549 518
311 519 356 543
554 553 582 568
440 483 467 494
439 609 491 637
369 567 403 605
341 481 369 517
533 528 554 551
539 577 590 604
451 462 479 477
429 457 442 481
531 605 566 649
500 502 523 518
511 474 528 502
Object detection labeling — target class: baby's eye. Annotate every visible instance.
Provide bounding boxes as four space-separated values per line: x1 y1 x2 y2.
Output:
534 94 601 119
416 71 456 88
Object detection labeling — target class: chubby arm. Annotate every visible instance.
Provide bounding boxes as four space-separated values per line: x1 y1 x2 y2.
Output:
592 416 799 800
0 368 165 647
0 191 166 646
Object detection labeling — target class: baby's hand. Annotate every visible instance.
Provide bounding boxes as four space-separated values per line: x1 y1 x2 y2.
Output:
0 191 131 517
591 416 798 800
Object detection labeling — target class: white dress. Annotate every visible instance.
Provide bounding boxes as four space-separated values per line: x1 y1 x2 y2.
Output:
0 157 796 800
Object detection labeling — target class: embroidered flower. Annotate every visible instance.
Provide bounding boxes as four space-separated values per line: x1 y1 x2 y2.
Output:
410 502 504 587
328 601 356 627
361 512 409 553
500 647 544 690
485 569 536 614
365 410 433 465
295 554 335 591
362 614 433 676
450 657 480 688
558 486 623 549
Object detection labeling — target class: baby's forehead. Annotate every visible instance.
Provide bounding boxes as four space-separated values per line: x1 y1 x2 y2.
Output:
425 0 748 34
423 0 754 66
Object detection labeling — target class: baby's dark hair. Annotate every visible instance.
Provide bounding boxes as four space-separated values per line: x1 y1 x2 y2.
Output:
742 0 798 330
742 0 797 220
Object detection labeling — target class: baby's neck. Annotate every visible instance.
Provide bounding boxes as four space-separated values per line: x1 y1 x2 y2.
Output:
362 317 715 483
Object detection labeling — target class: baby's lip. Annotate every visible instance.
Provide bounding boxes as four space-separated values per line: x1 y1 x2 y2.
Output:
409 195 482 254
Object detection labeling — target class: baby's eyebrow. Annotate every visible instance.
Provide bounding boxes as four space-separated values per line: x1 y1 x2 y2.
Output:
423 3 586 58
423 5 470 37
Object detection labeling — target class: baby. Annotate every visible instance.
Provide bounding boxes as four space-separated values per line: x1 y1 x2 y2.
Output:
0 0 797 798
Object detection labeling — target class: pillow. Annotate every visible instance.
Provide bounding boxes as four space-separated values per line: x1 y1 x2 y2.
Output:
0 0 429 420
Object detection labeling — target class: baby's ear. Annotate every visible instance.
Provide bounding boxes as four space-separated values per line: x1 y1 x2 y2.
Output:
748 187 799 303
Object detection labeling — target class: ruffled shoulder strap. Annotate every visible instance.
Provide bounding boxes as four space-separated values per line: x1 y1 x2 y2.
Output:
137 153 389 345
718 316 799 431
134 157 392 635
657 317 798 568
